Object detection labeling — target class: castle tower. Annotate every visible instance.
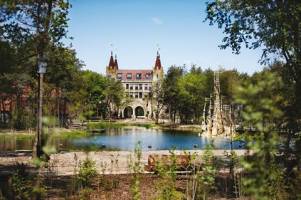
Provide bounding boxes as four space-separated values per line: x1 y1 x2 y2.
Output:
114 54 119 70
211 71 224 135
152 51 164 82
106 51 117 78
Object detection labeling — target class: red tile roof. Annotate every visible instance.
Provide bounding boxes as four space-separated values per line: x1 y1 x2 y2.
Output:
108 52 115 68
117 69 153 81
154 51 162 70
114 55 119 69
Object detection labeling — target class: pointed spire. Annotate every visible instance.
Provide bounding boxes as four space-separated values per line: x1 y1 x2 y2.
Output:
108 51 115 68
114 54 118 69
154 51 162 70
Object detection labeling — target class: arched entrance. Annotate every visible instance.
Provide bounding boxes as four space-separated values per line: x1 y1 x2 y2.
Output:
135 106 144 117
124 106 133 118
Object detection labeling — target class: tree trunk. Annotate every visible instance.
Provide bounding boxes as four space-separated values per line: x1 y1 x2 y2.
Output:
33 73 43 158
57 90 60 127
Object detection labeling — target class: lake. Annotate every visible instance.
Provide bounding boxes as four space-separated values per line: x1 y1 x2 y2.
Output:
0 127 244 151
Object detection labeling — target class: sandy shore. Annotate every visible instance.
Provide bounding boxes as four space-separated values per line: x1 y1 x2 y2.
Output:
0 150 248 176
47 150 248 175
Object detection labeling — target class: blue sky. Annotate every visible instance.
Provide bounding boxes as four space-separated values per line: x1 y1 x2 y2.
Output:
66 0 264 75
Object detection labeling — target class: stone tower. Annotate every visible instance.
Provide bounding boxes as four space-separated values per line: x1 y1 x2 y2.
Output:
211 72 224 135
106 51 118 78
152 51 164 82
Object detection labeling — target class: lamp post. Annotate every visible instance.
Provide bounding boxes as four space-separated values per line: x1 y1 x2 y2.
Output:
33 55 47 158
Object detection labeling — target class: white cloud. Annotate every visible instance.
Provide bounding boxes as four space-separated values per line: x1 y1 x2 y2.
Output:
151 17 163 25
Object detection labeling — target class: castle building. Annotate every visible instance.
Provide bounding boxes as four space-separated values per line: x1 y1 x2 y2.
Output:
106 51 164 119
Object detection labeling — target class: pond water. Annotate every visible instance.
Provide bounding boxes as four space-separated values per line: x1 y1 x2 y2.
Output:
0 127 244 151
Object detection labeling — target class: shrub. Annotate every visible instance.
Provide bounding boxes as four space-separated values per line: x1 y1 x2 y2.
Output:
77 157 97 188
154 150 184 200
10 169 31 200
197 144 217 200
129 142 143 200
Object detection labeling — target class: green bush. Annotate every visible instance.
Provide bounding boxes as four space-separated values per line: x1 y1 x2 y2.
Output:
8 163 46 200
78 188 93 200
153 150 184 200
197 144 217 200
77 157 97 188
129 142 143 200
10 169 31 200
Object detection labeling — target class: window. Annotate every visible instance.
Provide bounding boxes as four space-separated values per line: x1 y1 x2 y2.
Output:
139 92 142 98
136 73 142 79
144 85 148 90
127 73 132 80
135 85 138 90
135 93 138 98
145 73 150 79
130 85 133 90
139 84 142 90
126 84 129 89
117 73 122 80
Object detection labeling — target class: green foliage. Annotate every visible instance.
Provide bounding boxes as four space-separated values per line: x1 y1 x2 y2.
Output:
80 71 125 120
205 0 301 67
153 150 184 200
31 185 46 200
197 144 217 200
103 77 125 119
162 65 246 124
177 71 207 123
163 65 184 123
10 169 32 200
235 71 288 199
8 163 46 200
151 79 165 123
87 121 155 130
78 188 93 200
129 142 143 200
206 1 301 195
81 70 107 118
77 157 97 189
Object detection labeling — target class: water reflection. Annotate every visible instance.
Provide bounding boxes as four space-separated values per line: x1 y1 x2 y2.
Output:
73 127 244 151
0 135 34 151
0 127 244 152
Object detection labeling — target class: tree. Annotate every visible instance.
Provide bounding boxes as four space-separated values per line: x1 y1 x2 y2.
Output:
0 0 71 158
177 71 207 123
205 0 301 117
206 0 301 185
163 66 184 124
103 78 125 120
151 79 165 124
235 71 288 199
45 47 84 126
81 70 107 119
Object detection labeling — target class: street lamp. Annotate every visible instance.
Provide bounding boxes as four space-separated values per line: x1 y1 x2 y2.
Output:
38 56 47 74
34 55 47 158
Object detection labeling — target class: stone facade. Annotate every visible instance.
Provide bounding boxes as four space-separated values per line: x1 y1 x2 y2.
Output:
106 52 163 119
202 71 235 136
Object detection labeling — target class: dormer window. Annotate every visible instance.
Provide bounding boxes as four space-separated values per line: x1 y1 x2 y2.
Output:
145 73 150 79
136 73 142 80
127 73 132 80
117 73 122 80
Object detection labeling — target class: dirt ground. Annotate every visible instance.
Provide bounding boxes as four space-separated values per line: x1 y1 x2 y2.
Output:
44 174 186 200
1 173 237 200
